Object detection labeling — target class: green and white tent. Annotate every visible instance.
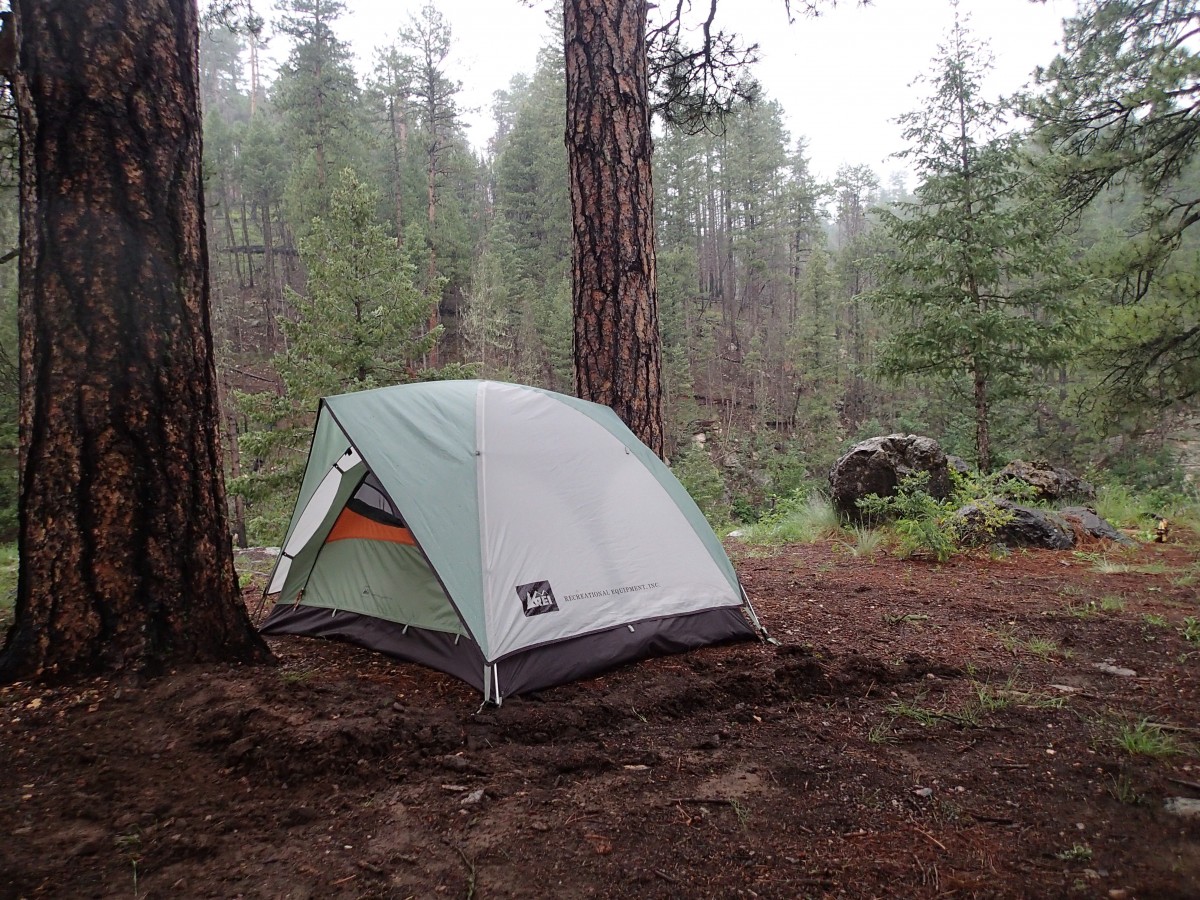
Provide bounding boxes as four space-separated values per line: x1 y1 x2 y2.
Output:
261 380 760 702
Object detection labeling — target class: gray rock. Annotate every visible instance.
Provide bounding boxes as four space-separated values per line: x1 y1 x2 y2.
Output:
955 499 1076 550
999 460 1096 502
1059 507 1135 545
946 455 972 476
829 434 952 522
1093 662 1137 677
1164 797 1200 819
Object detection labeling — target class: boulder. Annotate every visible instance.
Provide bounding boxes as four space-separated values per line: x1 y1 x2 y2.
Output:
955 499 1076 550
946 455 972 477
829 434 952 522
1059 507 1135 545
998 460 1096 502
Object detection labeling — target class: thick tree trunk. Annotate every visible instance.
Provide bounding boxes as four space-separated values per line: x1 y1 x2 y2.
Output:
1 0 271 680
564 0 664 457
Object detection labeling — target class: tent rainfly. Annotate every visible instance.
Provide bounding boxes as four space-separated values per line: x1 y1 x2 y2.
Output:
260 380 762 702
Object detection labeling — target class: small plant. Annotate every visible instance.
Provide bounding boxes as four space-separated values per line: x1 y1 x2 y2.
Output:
1143 613 1168 628
1056 844 1093 862
972 681 1014 713
1067 601 1098 619
1180 617 1200 644
867 720 896 744
843 525 884 557
1112 719 1181 757
992 626 1021 654
885 693 942 727
1026 638 1062 659
1099 595 1126 612
856 472 959 561
729 797 751 831
1106 772 1142 805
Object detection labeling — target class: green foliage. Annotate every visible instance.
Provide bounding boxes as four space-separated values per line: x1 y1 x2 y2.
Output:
672 444 730 526
868 17 1086 470
737 492 841 546
1029 0 1200 416
0 542 17 623
1110 718 1183 758
856 470 1022 561
232 169 441 543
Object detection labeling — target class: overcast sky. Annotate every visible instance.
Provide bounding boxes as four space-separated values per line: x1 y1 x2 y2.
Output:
284 0 1078 183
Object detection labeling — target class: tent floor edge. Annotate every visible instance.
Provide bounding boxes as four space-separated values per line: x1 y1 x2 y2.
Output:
260 605 486 692
492 606 755 699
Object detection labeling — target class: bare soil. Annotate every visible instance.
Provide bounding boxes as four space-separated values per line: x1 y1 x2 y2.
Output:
2 535 1199 899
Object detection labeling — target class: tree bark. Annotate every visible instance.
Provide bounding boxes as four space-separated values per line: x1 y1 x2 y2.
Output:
564 0 664 457
1 0 271 680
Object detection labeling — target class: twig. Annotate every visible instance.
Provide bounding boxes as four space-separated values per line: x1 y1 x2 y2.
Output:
228 366 278 385
1167 777 1200 791
654 869 679 884
990 763 1030 770
670 797 734 805
913 827 947 852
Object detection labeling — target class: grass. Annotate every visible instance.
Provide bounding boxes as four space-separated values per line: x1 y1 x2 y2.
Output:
992 627 1066 659
1143 613 1168 628
885 694 942 727
1111 719 1182 758
842 525 885 557
1100 595 1126 612
738 492 841 546
1180 617 1200 644
1055 844 1093 863
1106 772 1142 805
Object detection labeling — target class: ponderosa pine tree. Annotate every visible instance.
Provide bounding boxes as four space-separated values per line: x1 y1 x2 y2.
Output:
1029 0 1200 413
274 0 359 194
1 0 270 679
399 2 462 367
564 0 664 456
869 16 1083 472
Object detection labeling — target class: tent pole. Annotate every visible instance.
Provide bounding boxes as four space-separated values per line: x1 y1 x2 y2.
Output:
740 581 775 644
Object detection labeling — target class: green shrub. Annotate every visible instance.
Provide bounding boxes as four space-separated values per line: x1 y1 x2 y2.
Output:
673 444 730 526
856 471 1017 561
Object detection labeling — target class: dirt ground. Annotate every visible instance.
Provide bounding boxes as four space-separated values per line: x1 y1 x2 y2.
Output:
1 533 1198 899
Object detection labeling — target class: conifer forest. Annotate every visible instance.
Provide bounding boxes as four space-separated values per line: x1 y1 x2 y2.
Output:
1 0 1198 543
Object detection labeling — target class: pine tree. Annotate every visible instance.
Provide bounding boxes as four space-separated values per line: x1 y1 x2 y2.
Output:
869 15 1083 471
1029 0 1200 414
234 170 440 542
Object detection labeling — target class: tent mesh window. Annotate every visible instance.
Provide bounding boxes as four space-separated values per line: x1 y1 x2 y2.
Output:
346 472 407 528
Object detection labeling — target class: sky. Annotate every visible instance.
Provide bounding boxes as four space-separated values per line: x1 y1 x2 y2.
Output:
286 0 1079 182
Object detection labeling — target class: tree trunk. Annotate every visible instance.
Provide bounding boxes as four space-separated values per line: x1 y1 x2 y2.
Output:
974 365 992 473
1 0 271 680
564 0 664 457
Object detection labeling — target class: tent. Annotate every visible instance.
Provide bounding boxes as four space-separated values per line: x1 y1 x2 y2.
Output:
260 380 761 702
